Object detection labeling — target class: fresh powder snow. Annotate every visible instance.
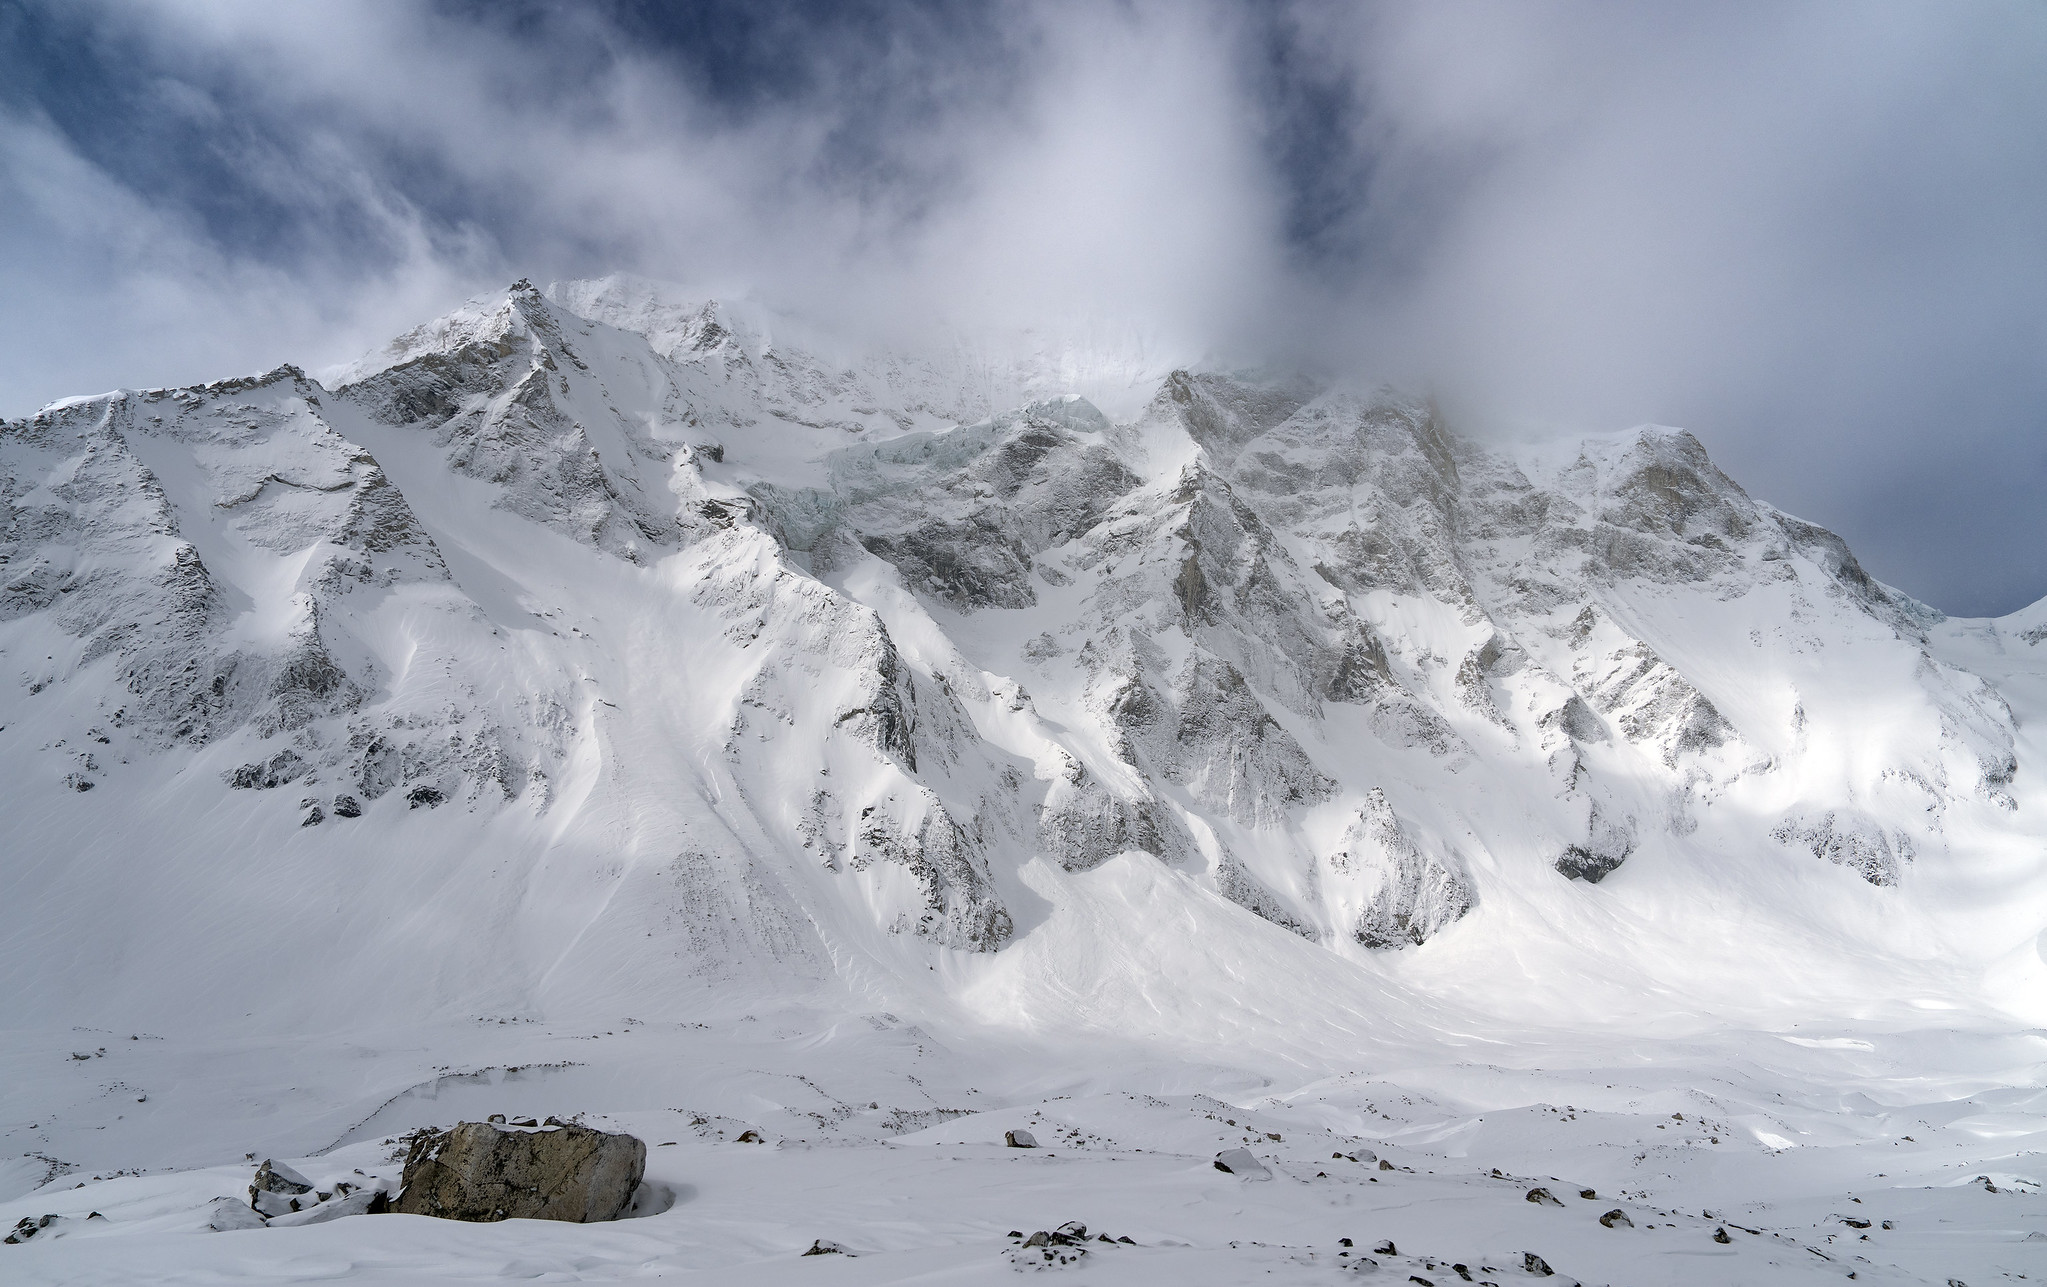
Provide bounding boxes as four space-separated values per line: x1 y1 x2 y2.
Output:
1 277 2042 1285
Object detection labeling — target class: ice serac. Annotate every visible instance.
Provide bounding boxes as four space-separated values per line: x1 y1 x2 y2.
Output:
2 277 2040 1033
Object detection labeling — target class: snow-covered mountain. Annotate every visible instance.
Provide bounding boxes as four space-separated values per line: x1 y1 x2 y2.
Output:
4 278 2044 1283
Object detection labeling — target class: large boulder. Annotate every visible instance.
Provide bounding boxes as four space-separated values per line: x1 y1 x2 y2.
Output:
393 1121 646 1223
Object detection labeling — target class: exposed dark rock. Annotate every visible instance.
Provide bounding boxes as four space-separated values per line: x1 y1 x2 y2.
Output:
5 1215 60 1243
1523 1251 1555 1276
248 1159 315 1217
227 749 309 790
1526 1187 1564 1207
803 1239 852 1256
406 785 445 809
1599 1209 1632 1228
1005 1129 1038 1148
1771 811 1902 886
332 794 362 818
392 1121 645 1223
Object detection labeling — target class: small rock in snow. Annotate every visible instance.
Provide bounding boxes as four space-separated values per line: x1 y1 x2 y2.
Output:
1213 1147 1271 1179
1599 1209 1633 1228
1006 1129 1038 1148
1523 1251 1555 1276
206 1200 267 1232
802 1239 852 1256
268 1188 389 1226
1526 1187 1564 1206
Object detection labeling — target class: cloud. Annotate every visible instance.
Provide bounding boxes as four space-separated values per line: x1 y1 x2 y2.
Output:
1 0 2041 613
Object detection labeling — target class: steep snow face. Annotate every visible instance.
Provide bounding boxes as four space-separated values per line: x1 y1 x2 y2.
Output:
3 278 2044 1043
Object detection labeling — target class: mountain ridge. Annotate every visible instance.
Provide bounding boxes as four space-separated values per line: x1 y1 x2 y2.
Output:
2 276 2042 1041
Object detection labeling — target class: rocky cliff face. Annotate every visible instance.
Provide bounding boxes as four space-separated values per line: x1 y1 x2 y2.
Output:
2 277 2036 1022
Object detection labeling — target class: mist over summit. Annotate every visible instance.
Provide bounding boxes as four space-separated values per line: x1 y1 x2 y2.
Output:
5 3 2046 1281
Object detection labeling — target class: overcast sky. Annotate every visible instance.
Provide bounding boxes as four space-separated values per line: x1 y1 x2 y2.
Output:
2 0 2042 614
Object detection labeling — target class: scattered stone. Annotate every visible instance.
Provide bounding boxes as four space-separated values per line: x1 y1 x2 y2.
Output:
332 794 362 818
1379 1158 1396 1171
1213 1147 1272 1179
5 1215 59 1243
207 1200 266 1232
1523 1251 1555 1276
1840 1216 1871 1229
735 1130 763 1143
269 1189 389 1226
1374 1241 1398 1255
802 1239 851 1256
1009 1225 1091 1270
249 1159 315 1217
406 785 445 809
1006 1129 1039 1148
1712 1228 1732 1244
1599 1209 1633 1229
392 1120 645 1223
1526 1187 1564 1207
1973 1175 1998 1193
301 806 324 827
1578 1188 1597 1199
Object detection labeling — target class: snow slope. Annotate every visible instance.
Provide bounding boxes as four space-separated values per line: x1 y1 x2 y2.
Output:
2 278 2042 1284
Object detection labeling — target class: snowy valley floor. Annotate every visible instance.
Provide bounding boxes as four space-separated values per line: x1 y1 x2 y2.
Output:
4 988 2044 1286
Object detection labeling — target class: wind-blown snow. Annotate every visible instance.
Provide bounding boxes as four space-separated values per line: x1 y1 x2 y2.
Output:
3 278 2043 1284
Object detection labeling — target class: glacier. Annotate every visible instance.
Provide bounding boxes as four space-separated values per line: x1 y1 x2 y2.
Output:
2 276 2043 1284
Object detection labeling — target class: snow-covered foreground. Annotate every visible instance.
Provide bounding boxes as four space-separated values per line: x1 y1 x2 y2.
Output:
5 988 2045 1285
3 276 2045 1283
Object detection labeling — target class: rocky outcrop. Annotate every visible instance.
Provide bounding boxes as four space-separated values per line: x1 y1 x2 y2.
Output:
393 1121 646 1223
1771 811 1906 886
1555 801 1637 884
1328 790 1475 947
1036 757 1175 872
338 283 682 561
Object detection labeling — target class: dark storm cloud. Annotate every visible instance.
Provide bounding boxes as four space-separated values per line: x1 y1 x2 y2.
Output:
1 0 2041 613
